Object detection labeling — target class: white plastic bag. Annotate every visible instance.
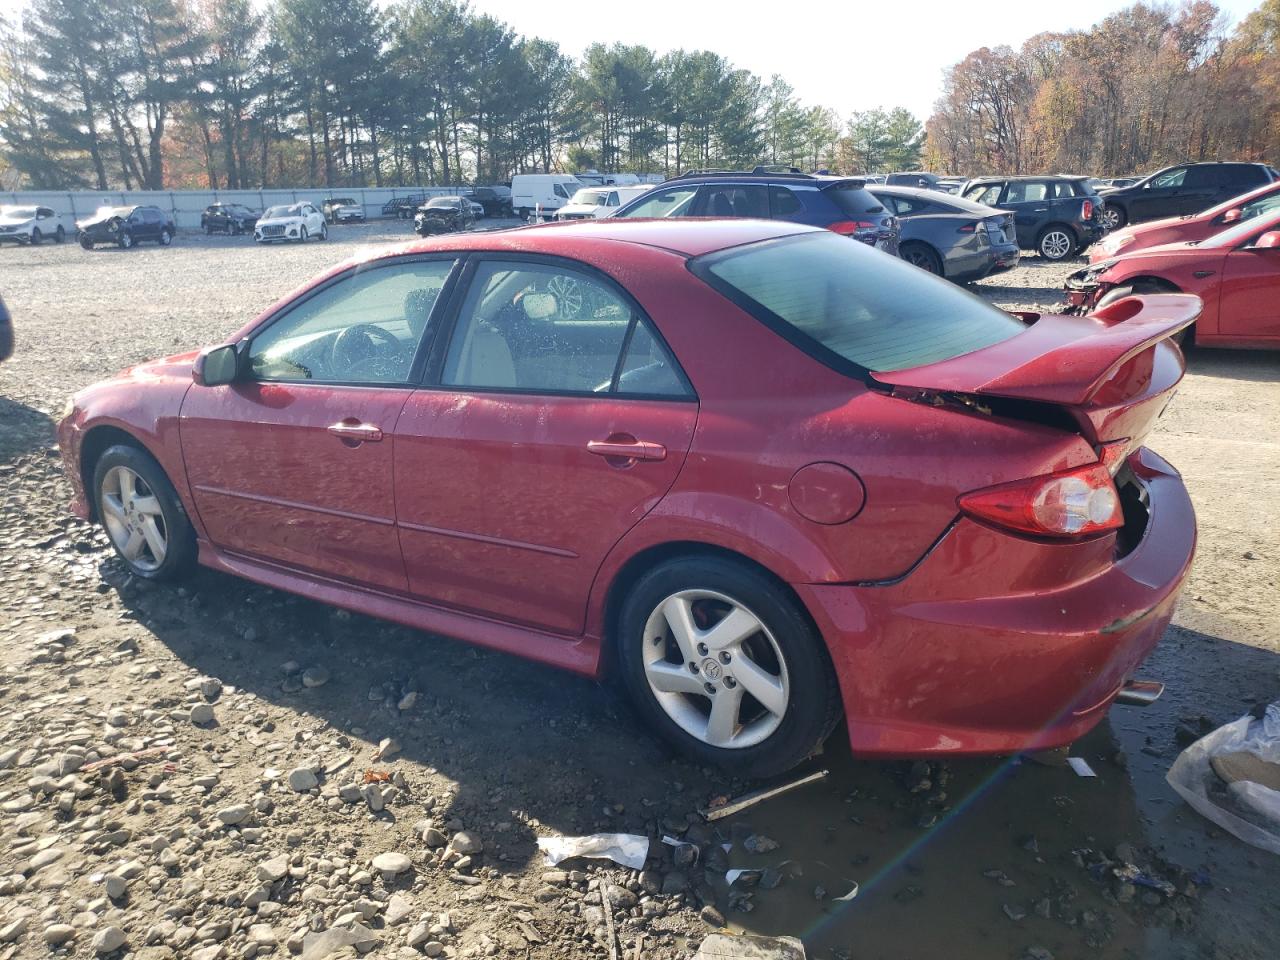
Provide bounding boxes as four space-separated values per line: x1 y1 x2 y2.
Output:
1166 702 1280 855
536 833 650 870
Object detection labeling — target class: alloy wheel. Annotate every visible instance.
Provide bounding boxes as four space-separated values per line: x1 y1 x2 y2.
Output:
1040 230 1072 260
547 274 585 319
641 589 790 749
120 231 133 249
1100 206 1122 231
100 465 168 573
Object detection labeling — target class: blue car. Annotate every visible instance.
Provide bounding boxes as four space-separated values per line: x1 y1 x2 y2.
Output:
611 167 900 254
870 186 1019 282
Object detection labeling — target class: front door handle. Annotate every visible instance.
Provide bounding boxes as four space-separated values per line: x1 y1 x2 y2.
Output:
587 437 667 462
327 420 384 444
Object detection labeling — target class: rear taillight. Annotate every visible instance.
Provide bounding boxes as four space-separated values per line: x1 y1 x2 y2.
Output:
957 222 977 233
827 220 877 236
958 461 1124 539
1082 199 1094 220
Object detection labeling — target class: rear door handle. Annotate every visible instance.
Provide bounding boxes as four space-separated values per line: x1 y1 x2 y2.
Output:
327 420 384 444
587 438 666 462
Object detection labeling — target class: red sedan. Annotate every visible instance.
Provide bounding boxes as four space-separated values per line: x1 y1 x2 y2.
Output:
58 219 1197 775
1068 206 1280 349
1090 178 1280 262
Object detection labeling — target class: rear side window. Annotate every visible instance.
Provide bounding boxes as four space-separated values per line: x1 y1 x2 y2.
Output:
698 184 769 218
1226 165 1267 186
824 185 885 216
694 232 1024 374
769 186 803 218
1005 182 1049 203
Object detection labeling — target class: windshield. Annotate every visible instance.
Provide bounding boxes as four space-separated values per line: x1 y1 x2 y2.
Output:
264 205 300 218
694 232 1025 373
2 206 37 219
570 189 609 206
426 198 456 208
1201 209 1280 249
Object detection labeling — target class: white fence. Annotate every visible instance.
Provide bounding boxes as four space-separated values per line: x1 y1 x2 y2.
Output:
0 186 472 232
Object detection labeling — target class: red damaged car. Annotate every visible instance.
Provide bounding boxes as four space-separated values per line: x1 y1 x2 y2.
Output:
1089 179 1280 263
1068 206 1280 350
58 219 1197 775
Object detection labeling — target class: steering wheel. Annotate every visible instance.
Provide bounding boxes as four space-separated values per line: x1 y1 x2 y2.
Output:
330 324 401 376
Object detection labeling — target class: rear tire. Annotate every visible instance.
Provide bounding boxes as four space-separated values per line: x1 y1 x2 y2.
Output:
119 231 134 250
92 444 196 582
30 227 42 245
299 227 309 243
901 241 943 276
55 226 65 243
79 235 94 250
517 207 530 220
617 555 842 778
159 228 173 246
1037 225 1076 261
319 223 328 240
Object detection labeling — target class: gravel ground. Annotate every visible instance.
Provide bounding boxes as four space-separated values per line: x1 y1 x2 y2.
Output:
0 225 1277 960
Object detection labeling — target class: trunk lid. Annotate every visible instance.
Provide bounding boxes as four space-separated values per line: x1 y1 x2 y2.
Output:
872 293 1200 446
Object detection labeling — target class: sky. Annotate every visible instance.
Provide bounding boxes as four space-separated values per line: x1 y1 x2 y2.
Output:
1 0 1269 119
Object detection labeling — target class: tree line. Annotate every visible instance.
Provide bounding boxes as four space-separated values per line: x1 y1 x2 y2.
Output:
0 0 924 191
925 0 1280 177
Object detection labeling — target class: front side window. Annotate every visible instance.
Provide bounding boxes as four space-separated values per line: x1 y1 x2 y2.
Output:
442 260 689 396
695 232 1025 374
249 260 454 384
554 183 572 199
966 183 1003 205
1005 182 1048 203
614 187 699 218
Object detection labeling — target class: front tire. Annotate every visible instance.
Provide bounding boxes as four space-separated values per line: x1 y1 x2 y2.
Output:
92 444 196 582
1100 204 1126 231
55 226 65 243
299 227 309 243
319 223 328 240
617 556 842 778
119 231 134 249
30 227 42 245
159 228 173 246
1037 225 1076 261
79 235 94 250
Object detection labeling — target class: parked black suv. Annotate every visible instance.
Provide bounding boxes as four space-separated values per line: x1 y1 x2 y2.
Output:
961 175 1104 260
466 186 514 218
612 168 899 253
1096 162 1279 229
76 205 175 250
200 202 259 235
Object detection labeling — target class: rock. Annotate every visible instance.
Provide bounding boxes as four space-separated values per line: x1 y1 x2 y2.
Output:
200 677 223 700
693 933 806 959
1003 903 1027 921
93 926 127 953
385 894 413 926
217 804 251 825
448 830 482 855
605 882 638 909
699 905 727 927
422 826 447 847
190 703 215 726
406 922 431 948
374 737 401 760
1023 949 1055 960
257 855 289 883
338 783 363 803
372 852 412 876
301 666 330 688
743 834 779 854
104 873 128 899
361 783 384 812
43 924 77 946
661 871 688 895
397 691 417 711
423 943 444 958
0 917 29 943
287 767 318 792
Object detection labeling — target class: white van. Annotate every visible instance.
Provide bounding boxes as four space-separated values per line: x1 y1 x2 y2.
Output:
511 174 583 219
555 185 654 221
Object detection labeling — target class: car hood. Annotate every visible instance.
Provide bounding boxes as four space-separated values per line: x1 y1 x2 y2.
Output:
558 203 600 216
257 215 304 226
1110 239 1212 262
0 215 34 226
79 213 122 228
419 206 459 217
118 349 200 381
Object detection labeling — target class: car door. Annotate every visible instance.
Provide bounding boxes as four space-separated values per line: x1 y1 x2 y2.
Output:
179 257 458 590
393 256 698 635
1001 181 1049 248
1218 232 1280 342
1131 166 1187 221
1173 167 1220 216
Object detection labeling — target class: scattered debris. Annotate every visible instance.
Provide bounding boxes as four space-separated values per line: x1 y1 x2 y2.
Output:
703 770 829 821
1068 757 1097 778
536 833 650 870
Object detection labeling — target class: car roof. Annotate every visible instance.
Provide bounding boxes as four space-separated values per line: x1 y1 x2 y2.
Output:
660 171 866 189
966 174 1087 183
372 218 820 261
870 185 996 214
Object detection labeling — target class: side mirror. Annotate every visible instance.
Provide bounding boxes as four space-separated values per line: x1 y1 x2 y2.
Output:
193 344 240 386
1252 231 1280 250
1221 207 1243 224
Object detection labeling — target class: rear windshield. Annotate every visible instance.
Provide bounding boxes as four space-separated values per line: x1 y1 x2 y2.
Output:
694 232 1025 373
825 185 886 216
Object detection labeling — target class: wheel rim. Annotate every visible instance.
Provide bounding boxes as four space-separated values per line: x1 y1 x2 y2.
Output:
641 589 790 749
546 274 584 318
100 466 168 573
1101 207 1120 230
1041 231 1071 260
161 230 171 245
121 232 132 248
905 248 937 273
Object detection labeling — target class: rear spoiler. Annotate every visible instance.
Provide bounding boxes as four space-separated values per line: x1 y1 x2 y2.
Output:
872 294 1201 406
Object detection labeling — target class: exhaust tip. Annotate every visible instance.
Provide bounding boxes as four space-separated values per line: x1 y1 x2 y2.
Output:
1116 679 1164 707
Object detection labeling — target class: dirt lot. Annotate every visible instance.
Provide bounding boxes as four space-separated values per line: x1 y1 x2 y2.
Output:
0 224 1277 960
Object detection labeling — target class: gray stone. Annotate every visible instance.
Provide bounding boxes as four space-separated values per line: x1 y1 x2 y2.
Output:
43 924 77 946
371 852 411 875
93 925 127 953
190 704 215 726
217 804 251 825
301 666 330 688
406 922 431 948
693 933 806 959
423 943 444 958
0 917 29 943
360 783 384 812
104 873 128 899
422 826 447 848
385 894 413 926
257 855 289 883
200 677 223 700
287 767 318 792
448 830 482 855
